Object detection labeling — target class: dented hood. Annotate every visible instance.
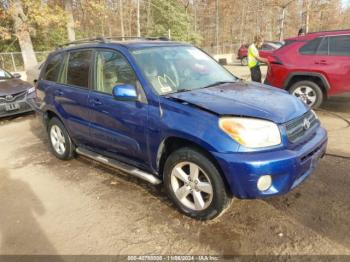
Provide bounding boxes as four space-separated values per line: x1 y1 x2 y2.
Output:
167 81 309 124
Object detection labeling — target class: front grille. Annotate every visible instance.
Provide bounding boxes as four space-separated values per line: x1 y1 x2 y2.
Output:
0 90 27 103
284 111 318 143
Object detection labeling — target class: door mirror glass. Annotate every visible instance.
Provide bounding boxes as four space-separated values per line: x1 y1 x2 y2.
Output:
112 84 138 101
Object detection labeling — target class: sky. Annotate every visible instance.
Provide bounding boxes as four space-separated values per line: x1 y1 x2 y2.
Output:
342 0 350 8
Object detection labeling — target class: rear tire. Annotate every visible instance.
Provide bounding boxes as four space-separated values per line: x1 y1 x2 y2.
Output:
289 80 324 108
163 147 229 220
241 57 248 66
48 117 75 160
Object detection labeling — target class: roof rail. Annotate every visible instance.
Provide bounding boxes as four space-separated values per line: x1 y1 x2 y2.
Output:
307 29 350 35
57 35 170 49
58 37 107 48
105 36 170 41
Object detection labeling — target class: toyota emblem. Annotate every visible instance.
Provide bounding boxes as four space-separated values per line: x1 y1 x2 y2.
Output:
5 95 14 101
303 118 311 130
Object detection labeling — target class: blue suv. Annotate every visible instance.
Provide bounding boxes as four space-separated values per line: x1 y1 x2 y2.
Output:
36 38 327 220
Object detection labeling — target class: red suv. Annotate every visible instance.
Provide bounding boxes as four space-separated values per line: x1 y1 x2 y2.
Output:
266 29 350 108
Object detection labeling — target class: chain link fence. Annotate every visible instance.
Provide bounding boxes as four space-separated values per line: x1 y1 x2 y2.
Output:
0 51 50 72
202 44 241 56
0 45 239 73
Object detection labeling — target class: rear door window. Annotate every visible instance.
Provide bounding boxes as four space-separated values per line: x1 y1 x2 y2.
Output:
299 38 322 55
316 37 329 55
43 52 64 82
329 35 350 56
65 50 92 88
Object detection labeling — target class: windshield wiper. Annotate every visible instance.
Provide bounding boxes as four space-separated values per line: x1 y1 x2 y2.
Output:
200 81 236 89
163 81 236 96
164 88 191 95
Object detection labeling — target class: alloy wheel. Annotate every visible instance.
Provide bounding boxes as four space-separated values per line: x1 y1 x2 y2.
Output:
292 86 317 107
170 161 213 211
50 125 66 155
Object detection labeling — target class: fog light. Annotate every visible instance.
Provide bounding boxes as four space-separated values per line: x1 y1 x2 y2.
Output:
257 175 272 191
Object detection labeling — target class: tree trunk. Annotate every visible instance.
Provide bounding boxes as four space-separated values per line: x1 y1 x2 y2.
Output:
136 0 140 37
119 0 125 39
10 0 38 74
215 0 219 54
128 1 132 36
279 7 286 41
146 0 151 35
305 0 310 33
65 0 76 42
239 1 246 45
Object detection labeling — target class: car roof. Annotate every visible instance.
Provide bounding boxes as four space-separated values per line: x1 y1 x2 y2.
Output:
285 29 350 42
51 39 190 55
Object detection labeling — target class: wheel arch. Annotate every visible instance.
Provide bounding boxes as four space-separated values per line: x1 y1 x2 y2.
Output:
284 72 330 97
156 136 231 194
43 109 64 128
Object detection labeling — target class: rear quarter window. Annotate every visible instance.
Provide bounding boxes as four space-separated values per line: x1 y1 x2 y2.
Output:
329 35 350 56
43 53 64 82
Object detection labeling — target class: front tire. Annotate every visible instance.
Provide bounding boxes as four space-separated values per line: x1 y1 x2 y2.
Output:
48 117 75 160
289 80 324 108
164 147 229 220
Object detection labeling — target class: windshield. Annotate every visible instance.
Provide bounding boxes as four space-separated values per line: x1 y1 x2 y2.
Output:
0 69 13 80
131 46 237 95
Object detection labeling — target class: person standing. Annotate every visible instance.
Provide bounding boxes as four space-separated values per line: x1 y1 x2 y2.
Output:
248 35 269 83
298 28 305 36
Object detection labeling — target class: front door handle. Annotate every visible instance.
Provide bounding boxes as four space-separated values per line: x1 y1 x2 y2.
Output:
89 98 102 106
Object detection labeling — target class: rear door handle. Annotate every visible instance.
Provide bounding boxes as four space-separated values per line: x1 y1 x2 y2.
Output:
315 60 328 65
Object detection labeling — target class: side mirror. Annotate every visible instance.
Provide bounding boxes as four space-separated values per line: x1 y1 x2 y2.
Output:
12 73 21 79
112 84 138 101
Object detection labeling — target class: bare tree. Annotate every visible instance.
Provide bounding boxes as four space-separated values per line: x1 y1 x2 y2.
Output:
303 0 310 33
136 0 140 37
9 0 37 72
119 0 125 38
65 0 76 41
215 0 219 54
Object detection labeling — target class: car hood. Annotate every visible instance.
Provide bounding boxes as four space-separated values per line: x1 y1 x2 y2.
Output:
166 81 309 124
0 78 32 96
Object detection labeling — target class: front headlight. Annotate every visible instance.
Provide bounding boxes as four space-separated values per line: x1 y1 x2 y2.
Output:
218 117 281 148
27 87 35 94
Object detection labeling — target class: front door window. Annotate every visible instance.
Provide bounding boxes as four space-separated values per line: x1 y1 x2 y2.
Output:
95 50 137 94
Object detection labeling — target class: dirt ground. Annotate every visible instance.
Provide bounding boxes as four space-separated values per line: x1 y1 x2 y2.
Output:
0 65 350 255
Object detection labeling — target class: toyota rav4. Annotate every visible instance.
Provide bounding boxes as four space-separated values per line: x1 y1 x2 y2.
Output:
35 38 327 220
266 29 350 108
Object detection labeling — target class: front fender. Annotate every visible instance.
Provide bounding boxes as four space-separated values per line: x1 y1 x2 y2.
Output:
150 98 240 173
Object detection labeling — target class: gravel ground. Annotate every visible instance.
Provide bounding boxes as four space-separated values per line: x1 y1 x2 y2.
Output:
0 64 349 255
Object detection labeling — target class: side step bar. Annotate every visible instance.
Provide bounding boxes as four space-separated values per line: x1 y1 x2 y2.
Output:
76 147 162 185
